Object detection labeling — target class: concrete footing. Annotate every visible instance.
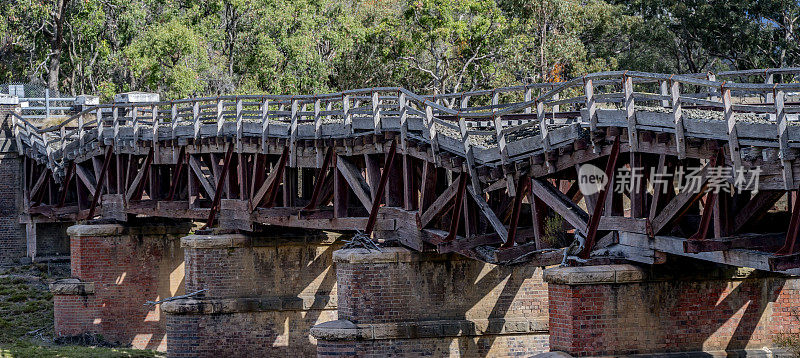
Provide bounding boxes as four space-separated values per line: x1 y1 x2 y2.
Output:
310 247 550 357
544 262 800 357
162 230 341 357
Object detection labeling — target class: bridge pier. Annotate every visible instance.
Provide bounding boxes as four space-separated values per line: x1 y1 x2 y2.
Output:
544 262 800 357
50 221 191 350
162 230 340 357
310 247 550 357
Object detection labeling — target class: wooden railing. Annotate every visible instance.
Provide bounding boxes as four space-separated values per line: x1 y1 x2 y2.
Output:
12 68 800 183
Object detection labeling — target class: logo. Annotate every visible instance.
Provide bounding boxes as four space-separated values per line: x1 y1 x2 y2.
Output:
578 164 607 196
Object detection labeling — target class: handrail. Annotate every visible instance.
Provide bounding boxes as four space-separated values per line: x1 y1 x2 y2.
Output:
12 68 800 180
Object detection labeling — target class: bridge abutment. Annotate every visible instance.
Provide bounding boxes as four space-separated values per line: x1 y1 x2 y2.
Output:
544 263 800 357
310 247 550 357
162 230 340 357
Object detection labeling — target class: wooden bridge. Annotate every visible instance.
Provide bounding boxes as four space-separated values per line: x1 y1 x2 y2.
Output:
11 68 800 271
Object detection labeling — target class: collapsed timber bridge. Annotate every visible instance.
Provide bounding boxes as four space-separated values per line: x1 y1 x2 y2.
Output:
11 68 800 272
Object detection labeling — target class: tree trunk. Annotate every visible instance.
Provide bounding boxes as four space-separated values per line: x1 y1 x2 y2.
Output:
47 0 69 90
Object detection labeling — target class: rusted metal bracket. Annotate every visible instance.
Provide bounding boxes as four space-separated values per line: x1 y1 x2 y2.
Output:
365 139 397 236
578 136 621 259
86 146 114 219
204 144 235 229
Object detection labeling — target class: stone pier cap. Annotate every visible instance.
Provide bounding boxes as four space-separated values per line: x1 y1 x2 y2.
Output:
543 264 647 285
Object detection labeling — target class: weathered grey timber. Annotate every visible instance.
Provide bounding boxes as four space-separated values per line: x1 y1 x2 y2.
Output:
11 68 800 271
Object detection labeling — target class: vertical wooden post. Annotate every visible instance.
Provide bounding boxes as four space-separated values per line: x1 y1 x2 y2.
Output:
372 91 381 134
537 100 551 172
343 94 352 135
670 80 686 159
776 90 793 190
261 98 270 154
112 104 119 147
216 98 224 135
96 107 104 143
399 92 408 150
131 105 139 144
333 157 348 218
765 72 775 103
623 74 638 151
235 98 243 152
660 80 670 108
289 98 299 167
193 101 201 140
723 86 742 174
171 102 178 136
584 78 597 148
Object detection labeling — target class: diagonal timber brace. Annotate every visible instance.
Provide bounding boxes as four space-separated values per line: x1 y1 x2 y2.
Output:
204 144 235 229
86 146 115 219
365 140 397 236
303 147 335 211
578 136 620 259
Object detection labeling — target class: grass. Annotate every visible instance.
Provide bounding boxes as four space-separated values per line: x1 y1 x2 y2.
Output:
0 264 163 358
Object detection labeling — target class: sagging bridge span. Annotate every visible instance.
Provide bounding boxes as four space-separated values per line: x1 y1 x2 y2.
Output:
11 68 800 272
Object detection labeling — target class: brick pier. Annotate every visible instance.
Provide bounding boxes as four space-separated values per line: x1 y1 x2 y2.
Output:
544 262 800 357
310 247 550 357
50 221 191 350
0 96 24 264
163 230 341 357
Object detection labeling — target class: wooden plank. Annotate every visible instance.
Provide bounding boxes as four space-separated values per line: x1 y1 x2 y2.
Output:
598 216 649 235
530 178 589 235
336 156 373 211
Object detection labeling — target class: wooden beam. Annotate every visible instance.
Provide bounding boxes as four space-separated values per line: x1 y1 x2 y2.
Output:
419 174 462 228
203 144 235 229
251 147 289 209
650 160 713 234
86 146 114 219
303 147 334 211
467 184 509 243
336 156 373 211
189 155 215 199
75 164 97 197
530 178 589 235
125 148 154 202
365 140 397 235
732 191 783 233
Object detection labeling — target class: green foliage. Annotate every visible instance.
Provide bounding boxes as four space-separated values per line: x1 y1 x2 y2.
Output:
125 19 212 98
0 0 797 97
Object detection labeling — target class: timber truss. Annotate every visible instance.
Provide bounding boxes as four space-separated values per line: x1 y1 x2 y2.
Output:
11 68 800 271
